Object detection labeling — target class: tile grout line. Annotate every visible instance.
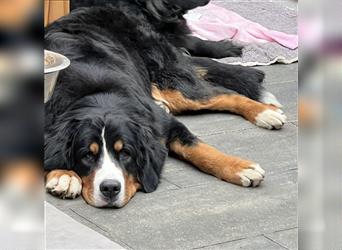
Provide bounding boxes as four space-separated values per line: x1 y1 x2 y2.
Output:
69 208 109 233
161 177 183 189
263 234 290 250
198 126 256 138
191 237 247 250
70 208 136 250
272 226 298 233
290 121 298 127
66 208 135 250
191 229 295 250
197 119 298 138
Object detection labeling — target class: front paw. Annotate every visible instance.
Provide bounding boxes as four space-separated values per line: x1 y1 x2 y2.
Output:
46 170 82 199
236 163 265 187
255 108 287 130
220 159 265 187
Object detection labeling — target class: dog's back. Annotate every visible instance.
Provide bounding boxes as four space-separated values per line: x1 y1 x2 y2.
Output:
45 4 162 121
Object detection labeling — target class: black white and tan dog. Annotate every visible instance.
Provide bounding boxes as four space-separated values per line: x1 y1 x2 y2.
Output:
44 0 286 208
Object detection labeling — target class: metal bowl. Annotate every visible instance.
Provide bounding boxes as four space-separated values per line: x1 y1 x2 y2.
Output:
44 50 70 103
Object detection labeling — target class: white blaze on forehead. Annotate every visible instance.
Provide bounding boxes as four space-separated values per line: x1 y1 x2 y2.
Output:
93 128 125 207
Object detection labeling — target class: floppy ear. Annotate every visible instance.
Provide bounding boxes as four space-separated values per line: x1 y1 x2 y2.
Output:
44 117 84 171
131 122 168 193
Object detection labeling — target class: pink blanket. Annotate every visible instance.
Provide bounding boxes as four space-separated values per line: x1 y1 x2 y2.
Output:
185 3 298 50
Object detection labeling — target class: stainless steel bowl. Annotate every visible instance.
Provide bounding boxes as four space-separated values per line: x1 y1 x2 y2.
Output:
44 50 70 103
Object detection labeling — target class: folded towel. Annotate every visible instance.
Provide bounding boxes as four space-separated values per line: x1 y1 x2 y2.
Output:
185 2 298 50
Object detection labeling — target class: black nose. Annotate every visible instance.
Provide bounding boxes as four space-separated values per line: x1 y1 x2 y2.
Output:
100 179 121 199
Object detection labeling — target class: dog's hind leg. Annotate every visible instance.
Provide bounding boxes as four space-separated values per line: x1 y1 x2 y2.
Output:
152 86 286 130
191 57 283 108
167 119 265 187
174 36 243 58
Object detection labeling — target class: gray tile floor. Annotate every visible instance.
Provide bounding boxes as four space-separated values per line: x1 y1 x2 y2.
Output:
46 203 125 250
47 62 298 250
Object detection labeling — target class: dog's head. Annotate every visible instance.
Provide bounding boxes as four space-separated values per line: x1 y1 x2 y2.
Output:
137 0 210 22
45 96 168 208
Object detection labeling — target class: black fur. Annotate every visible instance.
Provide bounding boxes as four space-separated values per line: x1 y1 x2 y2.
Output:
45 92 170 192
190 57 265 100
70 0 243 58
45 0 264 192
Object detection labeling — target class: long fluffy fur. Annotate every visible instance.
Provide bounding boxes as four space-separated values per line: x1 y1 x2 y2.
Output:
45 0 265 191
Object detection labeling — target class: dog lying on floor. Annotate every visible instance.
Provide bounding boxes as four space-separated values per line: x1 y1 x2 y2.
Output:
44 0 286 208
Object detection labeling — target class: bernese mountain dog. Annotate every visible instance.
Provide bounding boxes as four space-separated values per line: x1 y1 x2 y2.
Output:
44 0 286 208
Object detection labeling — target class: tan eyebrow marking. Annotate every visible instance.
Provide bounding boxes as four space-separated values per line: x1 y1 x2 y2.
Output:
114 139 123 152
89 142 99 155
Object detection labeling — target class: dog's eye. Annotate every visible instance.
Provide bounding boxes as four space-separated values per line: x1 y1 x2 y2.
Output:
84 152 95 162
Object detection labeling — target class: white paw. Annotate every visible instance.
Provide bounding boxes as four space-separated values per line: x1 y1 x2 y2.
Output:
255 109 287 129
154 100 170 113
46 173 82 199
237 164 265 187
260 91 283 108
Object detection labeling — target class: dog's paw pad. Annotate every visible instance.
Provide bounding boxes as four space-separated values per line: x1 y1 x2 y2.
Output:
237 164 265 187
255 109 287 129
46 171 82 199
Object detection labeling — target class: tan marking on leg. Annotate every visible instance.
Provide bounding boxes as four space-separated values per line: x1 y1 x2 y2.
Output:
154 88 285 128
89 142 99 155
170 140 264 187
155 88 269 117
114 139 123 152
46 170 81 183
123 173 140 205
81 172 95 205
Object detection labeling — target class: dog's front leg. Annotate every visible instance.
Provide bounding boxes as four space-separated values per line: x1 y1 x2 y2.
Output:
168 120 265 187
